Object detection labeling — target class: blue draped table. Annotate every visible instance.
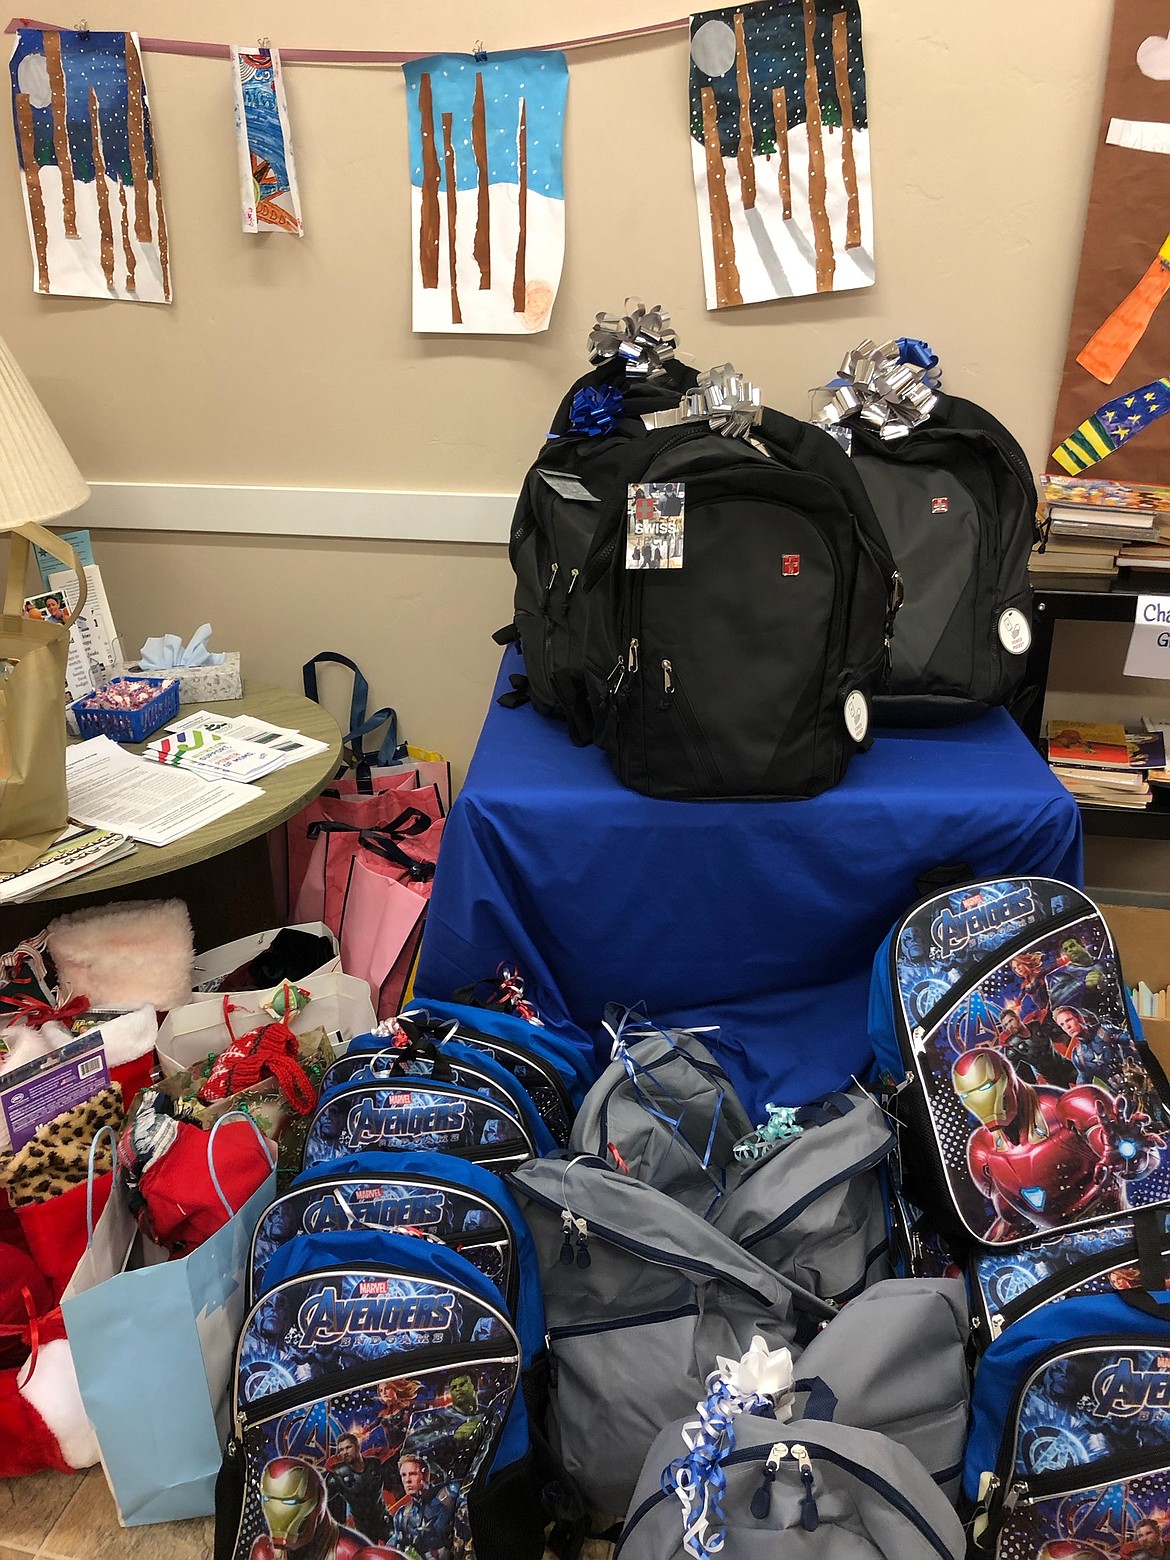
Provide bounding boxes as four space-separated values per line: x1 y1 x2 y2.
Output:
416 649 1083 1117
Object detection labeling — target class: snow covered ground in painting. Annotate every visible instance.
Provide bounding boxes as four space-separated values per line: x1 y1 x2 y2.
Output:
692 123 873 307
410 182 564 334
19 163 168 303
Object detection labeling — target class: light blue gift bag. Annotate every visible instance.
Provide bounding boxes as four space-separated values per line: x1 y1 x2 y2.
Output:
61 1114 275 1525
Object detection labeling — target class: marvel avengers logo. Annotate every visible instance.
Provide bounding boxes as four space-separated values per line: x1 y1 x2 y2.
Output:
347 1098 468 1144
297 1285 457 1346
1090 1356 1170 1419
303 1189 446 1234
930 887 1038 958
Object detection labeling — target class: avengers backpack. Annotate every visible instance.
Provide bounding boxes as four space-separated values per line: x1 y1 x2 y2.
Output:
965 1289 1170 1556
301 1075 551 1173
869 877 1170 1247
215 1230 544 1560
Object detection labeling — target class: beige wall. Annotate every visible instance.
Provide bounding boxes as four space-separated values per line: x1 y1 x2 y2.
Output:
0 0 1121 776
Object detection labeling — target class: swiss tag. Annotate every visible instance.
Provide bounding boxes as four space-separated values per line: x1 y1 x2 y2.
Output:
626 482 685 570
537 470 599 503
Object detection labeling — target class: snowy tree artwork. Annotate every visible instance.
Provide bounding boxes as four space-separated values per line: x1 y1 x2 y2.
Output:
231 46 303 236
402 50 568 334
9 28 171 303
690 0 873 308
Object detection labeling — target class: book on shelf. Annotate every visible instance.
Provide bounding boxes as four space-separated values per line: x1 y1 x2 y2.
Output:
1116 541 1170 569
1049 513 1155 542
1042 475 1170 514
1047 720 1130 767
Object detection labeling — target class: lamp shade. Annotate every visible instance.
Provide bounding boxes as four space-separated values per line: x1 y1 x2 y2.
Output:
0 332 89 526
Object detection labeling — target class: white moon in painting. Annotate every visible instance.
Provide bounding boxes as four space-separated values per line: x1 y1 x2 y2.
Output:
16 53 51 109
691 19 737 78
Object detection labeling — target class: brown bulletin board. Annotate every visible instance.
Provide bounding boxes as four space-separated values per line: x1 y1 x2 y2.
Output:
1049 0 1170 483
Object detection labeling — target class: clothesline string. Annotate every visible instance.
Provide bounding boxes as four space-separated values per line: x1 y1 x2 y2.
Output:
4 13 690 65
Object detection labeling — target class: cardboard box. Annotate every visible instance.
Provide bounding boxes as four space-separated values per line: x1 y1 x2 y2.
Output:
1101 902 1170 1076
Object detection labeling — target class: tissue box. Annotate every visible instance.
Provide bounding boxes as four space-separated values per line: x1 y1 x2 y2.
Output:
116 652 242 704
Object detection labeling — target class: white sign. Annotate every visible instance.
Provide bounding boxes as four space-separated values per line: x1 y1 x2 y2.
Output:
1124 594 1170 679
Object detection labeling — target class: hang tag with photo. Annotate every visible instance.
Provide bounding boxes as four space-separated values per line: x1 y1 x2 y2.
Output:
626 482 686 570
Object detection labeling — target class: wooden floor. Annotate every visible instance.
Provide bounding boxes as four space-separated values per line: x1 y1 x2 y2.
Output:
0 1468 617 1558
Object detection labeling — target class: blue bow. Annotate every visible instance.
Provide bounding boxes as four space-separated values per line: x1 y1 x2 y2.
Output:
568 384 625 438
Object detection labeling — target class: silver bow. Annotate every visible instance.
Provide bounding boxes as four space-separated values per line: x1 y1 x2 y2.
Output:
642 362 762 439
588 299 678 380
814 338 938 443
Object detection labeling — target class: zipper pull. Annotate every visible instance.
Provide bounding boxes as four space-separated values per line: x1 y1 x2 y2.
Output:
566 567 580 596
627 637 639 676
658 658 675 712
791 1444 819 1532
750 1443 787 1519
607 656 626 698
574 1216 591 1269
543 562 559 606
559 1210 575 1266
1003 1480 1026 1512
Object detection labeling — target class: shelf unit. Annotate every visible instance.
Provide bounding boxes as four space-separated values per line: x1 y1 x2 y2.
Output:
1021 575 1170 840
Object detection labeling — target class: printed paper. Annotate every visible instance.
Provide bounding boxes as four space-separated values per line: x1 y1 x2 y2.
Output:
231 45 303 235
689 0 874 307
403 50 568 334
9 27 172 302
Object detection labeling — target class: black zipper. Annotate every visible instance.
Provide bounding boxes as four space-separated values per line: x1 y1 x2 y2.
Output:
658 659 724 790
548 1302 699 1343
1004 1444 1170 1511
614 1436 956 1559
516 1179 823 1313
982 1237 1156 1337
461 1033 575 1132
236 1339 516 1430
323 1053 518 1117
249 1179 522 1316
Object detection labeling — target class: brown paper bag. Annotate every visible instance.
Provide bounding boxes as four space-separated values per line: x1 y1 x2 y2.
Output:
0 521 87 872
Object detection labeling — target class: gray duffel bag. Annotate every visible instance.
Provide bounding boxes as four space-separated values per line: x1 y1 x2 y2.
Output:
508 1153 836 1516
571 1026 894 1303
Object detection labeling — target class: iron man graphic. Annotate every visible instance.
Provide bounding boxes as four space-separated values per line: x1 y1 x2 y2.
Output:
952 1049 1164 1240
250 1459 406 1560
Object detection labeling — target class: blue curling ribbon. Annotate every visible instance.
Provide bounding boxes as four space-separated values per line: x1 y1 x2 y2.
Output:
662 1376 770 1559
568 384 625 438
896 336 942 391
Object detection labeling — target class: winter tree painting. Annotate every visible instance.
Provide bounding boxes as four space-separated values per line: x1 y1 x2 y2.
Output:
9 27 171 303
402 50 569 334
690 0 873 308
231 46 303 236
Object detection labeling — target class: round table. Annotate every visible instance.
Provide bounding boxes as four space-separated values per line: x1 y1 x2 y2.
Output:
1 683 342 946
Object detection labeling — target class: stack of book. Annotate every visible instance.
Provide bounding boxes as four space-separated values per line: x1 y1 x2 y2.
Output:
1032 476 1170 583
1046 719 1166 810
1132 980 1170 1023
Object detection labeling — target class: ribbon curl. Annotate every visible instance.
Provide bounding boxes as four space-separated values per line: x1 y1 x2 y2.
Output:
0 994 89 1030
588 299 678 380
661 1338 794 1559
815 337 940 443
568 383 625 438
642 363 763 440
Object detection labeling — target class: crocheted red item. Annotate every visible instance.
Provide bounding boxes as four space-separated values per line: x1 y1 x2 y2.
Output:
196 999 316 1114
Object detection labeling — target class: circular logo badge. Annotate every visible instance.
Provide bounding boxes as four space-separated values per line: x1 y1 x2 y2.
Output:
844 689 869 743
998 607 1031 655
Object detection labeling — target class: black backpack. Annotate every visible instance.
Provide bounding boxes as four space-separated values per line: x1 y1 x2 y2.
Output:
580 406 898 800
505 354 698 745
844 392 1039 725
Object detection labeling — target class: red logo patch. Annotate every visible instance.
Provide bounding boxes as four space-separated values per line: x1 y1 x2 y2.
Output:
782 554 801 576
931 497 949 514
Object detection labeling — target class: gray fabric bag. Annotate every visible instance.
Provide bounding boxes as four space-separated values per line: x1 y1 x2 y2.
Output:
507 1154 835 1517
792 1277 970 1498
616 1411 965 1559
571 1028 894 1304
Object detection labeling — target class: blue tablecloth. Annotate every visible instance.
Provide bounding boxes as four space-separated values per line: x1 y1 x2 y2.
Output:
416 649 1083 1117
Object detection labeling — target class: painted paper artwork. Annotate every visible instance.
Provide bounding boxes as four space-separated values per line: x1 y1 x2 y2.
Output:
689 0 873 308
9 28 171 303
402 50 568 334
231 46 303 236
1049 0 1170 482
